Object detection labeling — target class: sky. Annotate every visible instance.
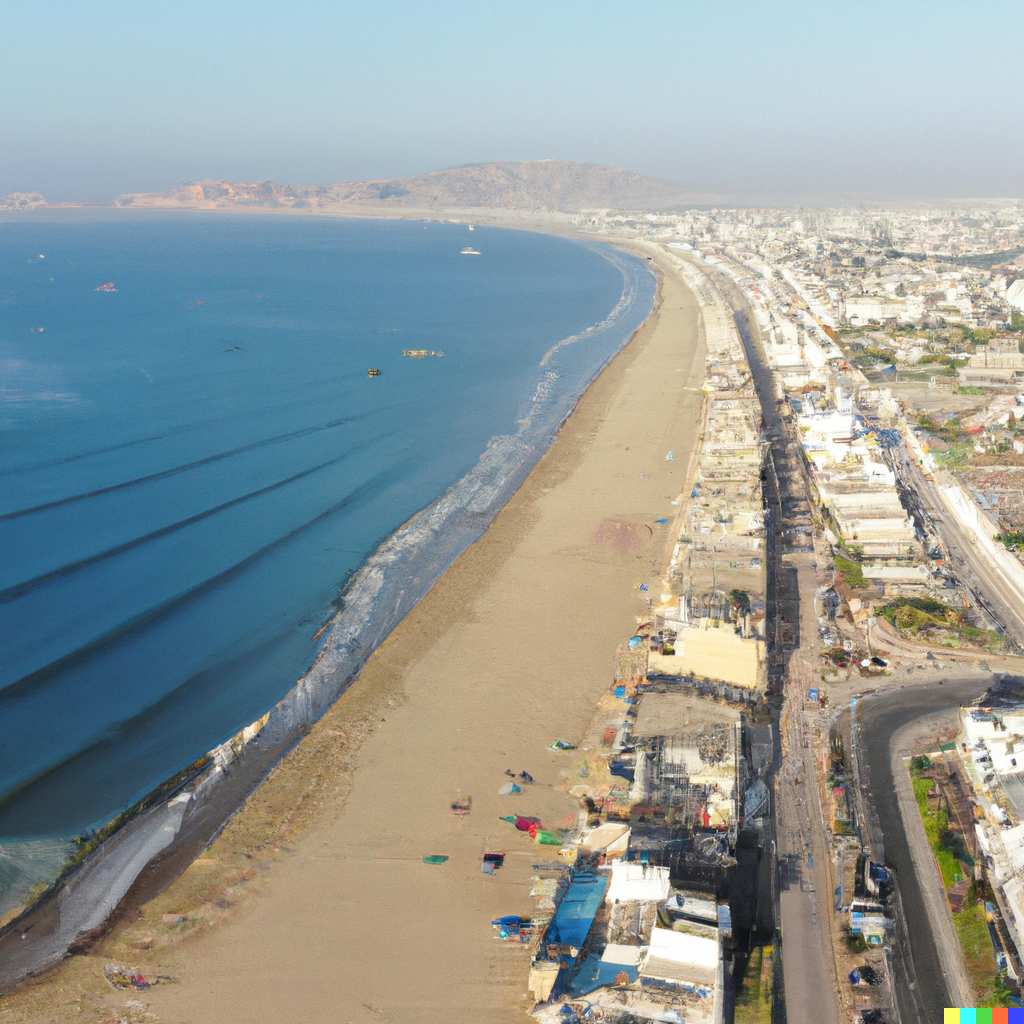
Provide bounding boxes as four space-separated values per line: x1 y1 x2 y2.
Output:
2 0 1022 205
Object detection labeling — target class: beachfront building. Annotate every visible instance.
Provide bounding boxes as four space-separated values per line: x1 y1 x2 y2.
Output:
530 855 730 1024
955 703 1024 976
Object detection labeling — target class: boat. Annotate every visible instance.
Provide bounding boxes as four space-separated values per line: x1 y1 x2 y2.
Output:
402 349 444 358
94 282 118 293
367 368 380 377
461 247 481 255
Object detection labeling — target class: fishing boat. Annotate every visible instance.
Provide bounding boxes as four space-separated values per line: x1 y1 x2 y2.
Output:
94 282 118 293
461 247 481 255
367 367 380 377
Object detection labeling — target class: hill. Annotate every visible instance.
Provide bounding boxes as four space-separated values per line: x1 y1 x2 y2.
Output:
114 161 709 213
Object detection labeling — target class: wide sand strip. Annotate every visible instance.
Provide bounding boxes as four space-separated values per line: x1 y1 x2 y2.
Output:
125 253 704 1024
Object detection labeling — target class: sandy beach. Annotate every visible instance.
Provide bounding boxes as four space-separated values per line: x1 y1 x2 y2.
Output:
0 245 706 1024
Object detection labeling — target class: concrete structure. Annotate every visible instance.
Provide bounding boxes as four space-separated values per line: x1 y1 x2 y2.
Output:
958 336 1024 386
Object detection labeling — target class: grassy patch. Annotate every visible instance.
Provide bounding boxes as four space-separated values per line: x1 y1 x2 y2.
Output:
734 944 772 1024
834 555 865 588
881 597 1011 652
911 774 962 887
953 897 1011 1007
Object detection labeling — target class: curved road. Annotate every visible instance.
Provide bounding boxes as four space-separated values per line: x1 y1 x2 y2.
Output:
856 676 993 1024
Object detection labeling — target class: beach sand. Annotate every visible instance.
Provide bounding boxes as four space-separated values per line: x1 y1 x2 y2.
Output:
0 248 706 1024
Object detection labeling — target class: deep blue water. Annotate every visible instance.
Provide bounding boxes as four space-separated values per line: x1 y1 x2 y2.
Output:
0 212 655 845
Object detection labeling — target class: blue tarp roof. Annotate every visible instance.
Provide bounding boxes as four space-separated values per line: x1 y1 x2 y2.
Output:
545 872 608 949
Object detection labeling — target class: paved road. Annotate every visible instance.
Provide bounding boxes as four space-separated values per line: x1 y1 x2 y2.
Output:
892 443 1024 648
889 719 974 1008
701 260 842 1024
855 677 992 1024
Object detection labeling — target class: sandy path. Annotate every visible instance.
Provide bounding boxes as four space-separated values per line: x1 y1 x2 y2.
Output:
146 253 705 1024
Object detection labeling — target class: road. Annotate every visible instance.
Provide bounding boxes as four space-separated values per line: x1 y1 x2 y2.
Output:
855 677 992 1023
776 553 841 1024
890 440 1024 648
702 260 842 1024
889 719 974 1009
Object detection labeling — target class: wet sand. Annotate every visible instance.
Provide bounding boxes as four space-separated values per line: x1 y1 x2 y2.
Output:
124 250 704 1024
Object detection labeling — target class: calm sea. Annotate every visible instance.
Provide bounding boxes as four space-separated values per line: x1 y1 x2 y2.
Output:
0 212 654 866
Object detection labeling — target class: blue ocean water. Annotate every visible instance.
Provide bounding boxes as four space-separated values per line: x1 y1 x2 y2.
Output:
0 212 655 844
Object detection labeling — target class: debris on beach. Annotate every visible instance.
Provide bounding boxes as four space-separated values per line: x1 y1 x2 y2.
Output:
481 852 505 874
491 915 534 942
501 814 541 832
498 781 521 796
548 740 576 751
520 770 534 784
104 962 155 990
160 913 191 925
422 854 448 864
665 450 674 461
451 796 472 815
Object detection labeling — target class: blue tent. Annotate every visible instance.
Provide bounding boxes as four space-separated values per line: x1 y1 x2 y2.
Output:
545 872 608 950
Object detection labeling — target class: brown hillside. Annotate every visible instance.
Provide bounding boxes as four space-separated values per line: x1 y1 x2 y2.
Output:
115 160 708 212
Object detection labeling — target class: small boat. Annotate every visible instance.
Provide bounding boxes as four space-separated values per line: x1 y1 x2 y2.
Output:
461 247 481 255
367 368 380 377
94 282 117 293
403 349 444 358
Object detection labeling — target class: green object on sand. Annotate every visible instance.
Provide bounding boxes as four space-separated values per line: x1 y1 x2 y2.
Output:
534 831 560 845
423 855 449 864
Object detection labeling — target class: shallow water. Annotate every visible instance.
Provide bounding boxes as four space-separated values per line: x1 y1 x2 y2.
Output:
0 212 655 848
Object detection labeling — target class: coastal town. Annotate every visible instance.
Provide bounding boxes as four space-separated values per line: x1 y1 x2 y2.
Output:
4 191 1024 1024
489 205 1024 1024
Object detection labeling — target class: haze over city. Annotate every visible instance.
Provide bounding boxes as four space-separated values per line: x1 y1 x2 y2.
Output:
3 0 1022 205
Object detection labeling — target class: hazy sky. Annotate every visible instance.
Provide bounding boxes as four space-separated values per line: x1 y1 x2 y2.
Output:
3 0 1022 204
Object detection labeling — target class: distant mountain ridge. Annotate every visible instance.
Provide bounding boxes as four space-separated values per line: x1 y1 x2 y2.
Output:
114 161 710 213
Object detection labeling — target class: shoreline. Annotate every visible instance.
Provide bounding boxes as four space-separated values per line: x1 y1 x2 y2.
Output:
0 227 658 992
0 233 706 1022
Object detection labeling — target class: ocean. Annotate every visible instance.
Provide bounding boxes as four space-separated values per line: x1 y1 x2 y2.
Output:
0 212 655 904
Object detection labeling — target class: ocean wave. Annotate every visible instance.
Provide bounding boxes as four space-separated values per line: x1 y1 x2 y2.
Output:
0 408 379 521
298 245 652 710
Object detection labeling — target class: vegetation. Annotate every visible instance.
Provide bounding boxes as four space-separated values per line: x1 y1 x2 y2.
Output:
918 353 956 369
956 385 986 395
907 763 1012 1004
734 944 772 1024
995 532 1024 549
834 555 865 588
911 774 961 886
880 596 1010 652
1010 310 1024 333
954 890 1013 1007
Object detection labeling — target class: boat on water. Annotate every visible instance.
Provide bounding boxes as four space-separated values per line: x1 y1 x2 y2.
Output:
461 247 481 255
367 367 380 377
94 282 118 293
402 349 444 358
